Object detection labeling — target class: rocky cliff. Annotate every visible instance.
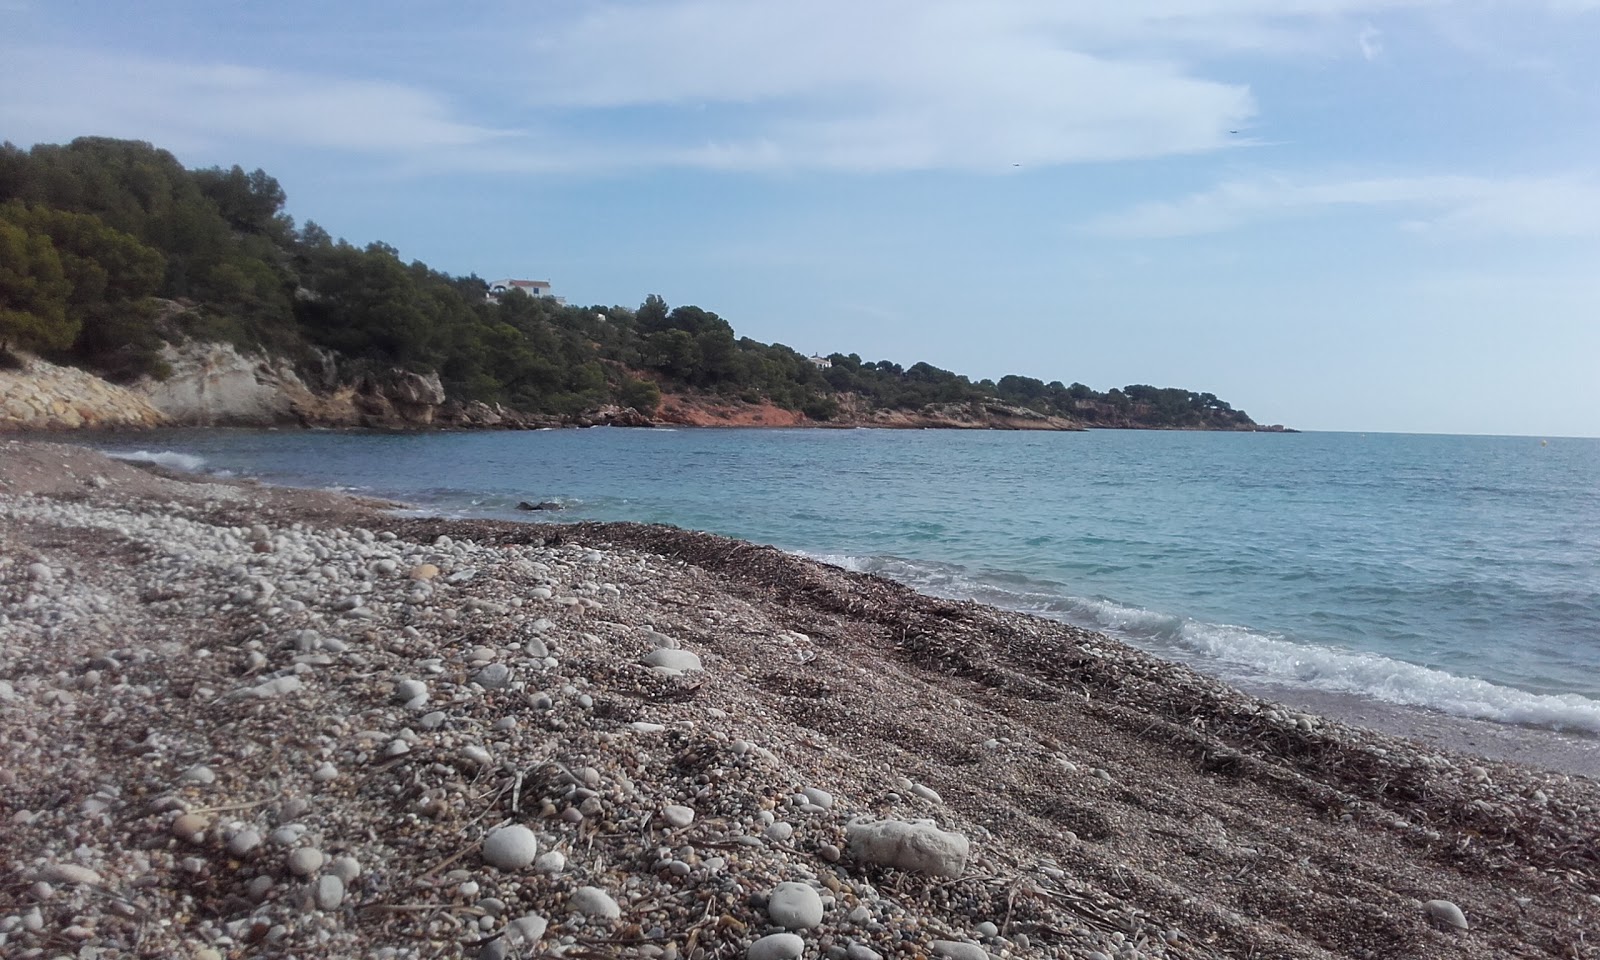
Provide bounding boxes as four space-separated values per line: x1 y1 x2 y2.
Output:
0 355 170 432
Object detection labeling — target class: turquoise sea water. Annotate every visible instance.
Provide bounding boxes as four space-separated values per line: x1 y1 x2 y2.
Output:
92 428 1600 733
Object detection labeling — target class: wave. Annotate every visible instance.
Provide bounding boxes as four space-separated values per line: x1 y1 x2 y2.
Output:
802 551 1600 735
104 449 208 472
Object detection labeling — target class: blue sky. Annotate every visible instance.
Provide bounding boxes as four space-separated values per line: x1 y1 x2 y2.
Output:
4 1 1598 435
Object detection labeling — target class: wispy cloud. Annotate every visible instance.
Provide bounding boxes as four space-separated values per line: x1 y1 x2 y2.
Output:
0 47 511 157
1358 22 1384 59
1087 174 1600 237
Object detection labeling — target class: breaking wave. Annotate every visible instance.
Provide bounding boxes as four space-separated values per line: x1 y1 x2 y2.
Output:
803 551 1600 735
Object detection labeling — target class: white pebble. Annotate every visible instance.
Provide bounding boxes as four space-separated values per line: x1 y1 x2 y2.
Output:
483 825 539 870
748 932 805 960
568 885 621 919
766 881 824 929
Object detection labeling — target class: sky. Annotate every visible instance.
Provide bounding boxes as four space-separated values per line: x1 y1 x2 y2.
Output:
3 1 1599 436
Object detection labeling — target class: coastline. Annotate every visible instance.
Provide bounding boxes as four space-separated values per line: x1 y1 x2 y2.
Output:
2 439 1594 959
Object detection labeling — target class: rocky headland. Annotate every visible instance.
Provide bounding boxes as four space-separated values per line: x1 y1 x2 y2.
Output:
0 344 1290 435
0 441 1594 959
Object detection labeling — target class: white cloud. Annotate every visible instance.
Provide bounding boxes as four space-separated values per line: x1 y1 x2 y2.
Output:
1358 23 1384 59
1087 173 1600 237
0 47 511 157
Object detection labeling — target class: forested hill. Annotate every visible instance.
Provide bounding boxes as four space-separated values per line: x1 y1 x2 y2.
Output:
0 137 1283 431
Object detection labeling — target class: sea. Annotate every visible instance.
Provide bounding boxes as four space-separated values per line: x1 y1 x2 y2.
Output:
87 427 1600 740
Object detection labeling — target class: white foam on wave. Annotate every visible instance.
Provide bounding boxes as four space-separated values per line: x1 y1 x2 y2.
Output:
803 551 1600 735
104 449 208 472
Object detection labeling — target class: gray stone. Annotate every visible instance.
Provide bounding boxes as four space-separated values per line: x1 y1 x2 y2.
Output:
227 829 262 856
930 942 989 960
1424 899 1468 931
802 787 834 810
845 818 969 878
767 881 824 929
287 847 325 877
507 912 548 944
641 648 703 674
661 804 695 828
315 874 345 910
568 885 621 919
474 663 513 690
748 933 806 960
483 825 539 870
846 943 882 960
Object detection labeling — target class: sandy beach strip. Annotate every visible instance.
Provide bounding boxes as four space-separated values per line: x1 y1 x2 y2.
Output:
2 438 1597 960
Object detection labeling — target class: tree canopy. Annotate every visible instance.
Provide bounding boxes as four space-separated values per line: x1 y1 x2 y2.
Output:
0 136 1263 428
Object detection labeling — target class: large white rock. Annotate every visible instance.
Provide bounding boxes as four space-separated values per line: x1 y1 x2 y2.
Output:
767 881 824 929
482 825 539 870
845 818 969 878
641 648 703 674
931 941 991 960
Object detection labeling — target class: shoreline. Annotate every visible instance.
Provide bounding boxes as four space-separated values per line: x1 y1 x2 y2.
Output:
3 439 1596 959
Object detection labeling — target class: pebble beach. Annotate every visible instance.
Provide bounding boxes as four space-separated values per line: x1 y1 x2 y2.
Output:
2 439 1598 960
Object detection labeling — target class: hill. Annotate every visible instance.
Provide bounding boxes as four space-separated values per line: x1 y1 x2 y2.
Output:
0 137 1286 431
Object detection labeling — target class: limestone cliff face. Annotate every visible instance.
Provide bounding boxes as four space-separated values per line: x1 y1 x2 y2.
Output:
0 356 170 432
130 342 458 430
134 342 316 426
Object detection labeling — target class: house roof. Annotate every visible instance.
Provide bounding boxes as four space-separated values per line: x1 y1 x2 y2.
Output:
493 279 551 288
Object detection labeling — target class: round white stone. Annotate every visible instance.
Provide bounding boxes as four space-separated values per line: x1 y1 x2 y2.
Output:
748 933 805 960
568 885 621 919
661 805 696 828
287 847 325 877
315 874 345 910
767 881 824 929
482 825 539 870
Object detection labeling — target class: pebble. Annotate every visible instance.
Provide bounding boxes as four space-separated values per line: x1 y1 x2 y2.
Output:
1424 899 1469 930
474 663 513 690
483 825 539 870
330 855 362 882
180 764 216 785
930 941 989 960
288 847 326 877
313 762 339 782
802 787 834 810
767 881 824 929
846 943 882 960
394 679 428 703
409 563 439 580
974 921 998 937
766 821 795 842
748 932 806 960
171 813 209 842
38 863 102 885
227 829 262 856
661 804 696 828
507 912 549 944
568 885 621 919
316 873 346 910
535 850 566 874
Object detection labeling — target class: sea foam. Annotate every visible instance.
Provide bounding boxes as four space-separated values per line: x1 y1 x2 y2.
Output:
805 551 1600 735
104 449 208 472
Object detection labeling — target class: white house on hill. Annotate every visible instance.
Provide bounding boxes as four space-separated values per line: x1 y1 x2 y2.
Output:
808 354 832 369
486 279 566 305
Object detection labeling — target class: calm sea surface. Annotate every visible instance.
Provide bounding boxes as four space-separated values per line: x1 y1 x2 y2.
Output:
90 428 1600 733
